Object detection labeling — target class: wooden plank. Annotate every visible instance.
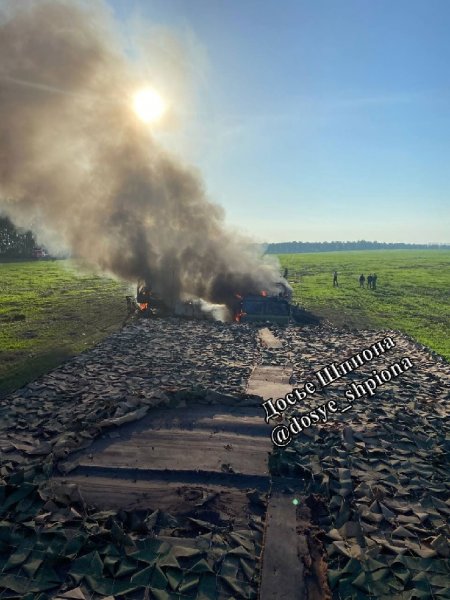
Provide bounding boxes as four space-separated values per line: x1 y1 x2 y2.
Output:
259 491 306 600
258 328 283 349
68 429 269 475
247 365 292 400
59 404 272 476
48 477 256 522
131 404 270 434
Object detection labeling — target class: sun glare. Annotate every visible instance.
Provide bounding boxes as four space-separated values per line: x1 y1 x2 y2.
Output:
133 88 166 123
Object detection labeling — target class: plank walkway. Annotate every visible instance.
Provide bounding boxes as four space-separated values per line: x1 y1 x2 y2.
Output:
51 328 314 599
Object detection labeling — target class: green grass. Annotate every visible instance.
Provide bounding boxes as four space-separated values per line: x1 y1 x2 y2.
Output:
279 250 450 360
0 260 131 397
1 251 449 397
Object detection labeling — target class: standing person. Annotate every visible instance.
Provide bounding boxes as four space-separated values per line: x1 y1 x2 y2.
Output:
367 274 373 289
333 271 338 287
359 274 365 288
283 267 288 279
372 273 377 290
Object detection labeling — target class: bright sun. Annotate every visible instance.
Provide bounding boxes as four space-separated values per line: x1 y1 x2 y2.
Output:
133 88 166 123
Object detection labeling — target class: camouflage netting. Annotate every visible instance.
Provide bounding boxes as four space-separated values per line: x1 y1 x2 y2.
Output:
0 459 263 598
0 319 259 469
268 326 450 599
0 319 264 599
1 319 449 598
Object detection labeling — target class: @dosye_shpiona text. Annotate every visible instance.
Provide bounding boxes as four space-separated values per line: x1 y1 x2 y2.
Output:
262 336 414 447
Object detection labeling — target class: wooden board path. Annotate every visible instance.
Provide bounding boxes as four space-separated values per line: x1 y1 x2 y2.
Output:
51 328 317 599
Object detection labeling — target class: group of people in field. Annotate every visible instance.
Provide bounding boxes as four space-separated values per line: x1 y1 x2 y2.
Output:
359 273 378 289
331 271 378 289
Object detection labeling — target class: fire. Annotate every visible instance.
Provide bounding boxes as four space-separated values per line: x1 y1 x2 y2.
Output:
233 292 244 321
234 310 245 322
139 303 149 311
261 290 267 297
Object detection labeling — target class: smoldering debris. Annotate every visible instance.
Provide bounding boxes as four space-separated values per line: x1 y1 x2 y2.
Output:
0 0 284 308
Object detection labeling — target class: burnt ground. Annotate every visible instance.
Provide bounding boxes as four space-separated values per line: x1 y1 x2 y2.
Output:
0 317 449 599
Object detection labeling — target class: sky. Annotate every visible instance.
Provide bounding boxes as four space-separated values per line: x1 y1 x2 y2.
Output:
109 0 450 243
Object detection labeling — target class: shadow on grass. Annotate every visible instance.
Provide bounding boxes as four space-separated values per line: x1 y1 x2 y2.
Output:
306 306 377 330
0 348 74 399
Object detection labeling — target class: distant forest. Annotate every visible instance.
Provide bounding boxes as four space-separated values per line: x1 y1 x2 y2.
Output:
266 240 450 254
1 215 449 258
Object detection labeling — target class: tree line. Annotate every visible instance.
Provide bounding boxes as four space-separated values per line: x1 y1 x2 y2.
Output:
2 216 449 259
265 240 450 254
0 216 36 258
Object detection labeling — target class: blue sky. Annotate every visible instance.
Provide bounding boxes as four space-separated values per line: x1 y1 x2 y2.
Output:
109 0 449 243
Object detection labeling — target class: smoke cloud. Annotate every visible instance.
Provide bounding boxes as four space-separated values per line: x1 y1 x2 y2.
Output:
0 0 284 308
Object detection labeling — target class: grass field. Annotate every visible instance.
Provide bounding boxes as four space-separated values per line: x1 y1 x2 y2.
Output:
279 250 450 360
0 260 130 397
1 250 449 397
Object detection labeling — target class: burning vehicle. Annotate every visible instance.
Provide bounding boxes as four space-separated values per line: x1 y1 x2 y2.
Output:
131 278 320 326
134 281 170 316
131 281 229 321
233 289 321 326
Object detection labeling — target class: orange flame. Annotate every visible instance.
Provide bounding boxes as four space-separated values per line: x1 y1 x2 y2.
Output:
234 292 246 321
139 303 149 311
